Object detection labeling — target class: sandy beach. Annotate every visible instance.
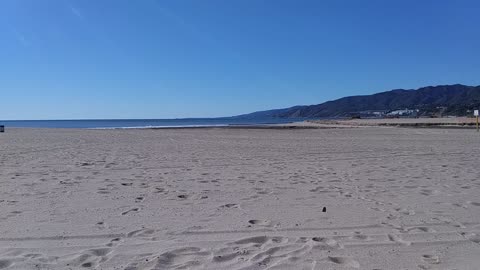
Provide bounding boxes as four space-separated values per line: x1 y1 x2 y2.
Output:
1 127 480 269
305 117 478 128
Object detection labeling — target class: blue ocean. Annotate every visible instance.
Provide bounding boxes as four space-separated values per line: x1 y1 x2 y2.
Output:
0 118 311 129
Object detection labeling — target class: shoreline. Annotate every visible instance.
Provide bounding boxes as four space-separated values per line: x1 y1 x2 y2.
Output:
1 117 478 130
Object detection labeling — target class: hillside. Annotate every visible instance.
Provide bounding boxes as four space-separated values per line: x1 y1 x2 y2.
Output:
239 84 480 118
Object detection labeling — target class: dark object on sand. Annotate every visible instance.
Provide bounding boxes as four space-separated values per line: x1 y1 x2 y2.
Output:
322 207 326 213
0 125 4 133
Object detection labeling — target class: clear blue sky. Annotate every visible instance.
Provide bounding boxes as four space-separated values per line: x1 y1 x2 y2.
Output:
1 0 480 120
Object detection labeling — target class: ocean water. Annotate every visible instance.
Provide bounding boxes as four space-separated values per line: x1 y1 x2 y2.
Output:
0 118 311 129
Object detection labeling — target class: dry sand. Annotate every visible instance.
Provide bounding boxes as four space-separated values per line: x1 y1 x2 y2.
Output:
1 127 480 269
305 117 478 128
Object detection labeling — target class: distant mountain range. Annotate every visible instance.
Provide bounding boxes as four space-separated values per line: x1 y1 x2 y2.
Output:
238 84 480 118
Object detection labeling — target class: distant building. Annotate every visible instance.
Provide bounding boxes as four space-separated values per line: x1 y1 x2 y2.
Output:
354 110 388 118
386 109 419 117
349 109 419 118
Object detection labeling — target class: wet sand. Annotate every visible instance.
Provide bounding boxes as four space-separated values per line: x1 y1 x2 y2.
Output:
1 127 480 269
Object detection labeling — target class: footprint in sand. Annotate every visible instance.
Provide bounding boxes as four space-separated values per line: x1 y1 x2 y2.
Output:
127 228 155 238
95 221 106 229
250 243 310 264
452 203 468 209
64 248 112 268
211 246 250 263
422 254 440 264
88 248 112 257
97 188 110 194
106 237 122 247
461 232 480 244
79 162 94 167
349 232 371 241
230 236 287 246
220 203 238 209
419 189 439 196
404 226 435 233
468 201 480 207
126 247 211 270
248 219 272 227
221 236 316 268
312 237 344 249
387 234 411 246
394 208 416 216
327 256 360 268
6 211 22 219
0 260 13 269
153 187 167 194
121 208 140 216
